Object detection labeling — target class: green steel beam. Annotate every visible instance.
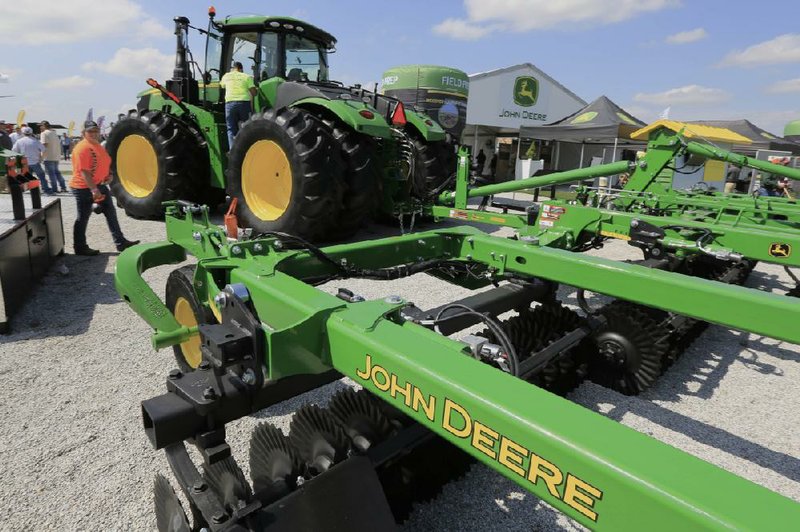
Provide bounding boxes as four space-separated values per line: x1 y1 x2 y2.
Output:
325 309 800 530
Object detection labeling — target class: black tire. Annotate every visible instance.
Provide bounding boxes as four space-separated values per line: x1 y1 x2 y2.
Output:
410 136 455 198
165 265 216 373
227 107 344 241
106 110 209 219
324 120 380 238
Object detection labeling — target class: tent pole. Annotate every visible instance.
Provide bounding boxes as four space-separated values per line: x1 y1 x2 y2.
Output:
473 127 479 158
611 137 619 193
579 143 585 169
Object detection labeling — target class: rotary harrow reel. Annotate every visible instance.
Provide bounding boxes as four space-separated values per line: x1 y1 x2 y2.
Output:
116 202 799 530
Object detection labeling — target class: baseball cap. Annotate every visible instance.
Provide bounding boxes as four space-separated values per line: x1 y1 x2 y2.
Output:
21 126 33 135
83 120 100 131
40 120 50 127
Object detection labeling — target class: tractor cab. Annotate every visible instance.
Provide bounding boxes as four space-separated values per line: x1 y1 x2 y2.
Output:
201 15 336 109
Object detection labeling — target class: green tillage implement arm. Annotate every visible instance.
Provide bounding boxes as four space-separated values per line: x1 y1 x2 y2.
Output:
431 140 800 266
115 203 800 530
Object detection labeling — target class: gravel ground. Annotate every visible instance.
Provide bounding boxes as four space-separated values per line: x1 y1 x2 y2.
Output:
1 172 798 530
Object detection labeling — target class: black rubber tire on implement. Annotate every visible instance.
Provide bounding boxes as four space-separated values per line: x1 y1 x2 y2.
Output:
411 136 455 198
165 265 216 373
324 120 380 239
106 110 208 219
227 107 343 242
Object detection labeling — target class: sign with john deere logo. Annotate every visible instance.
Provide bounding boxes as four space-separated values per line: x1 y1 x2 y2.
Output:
514 76 538 107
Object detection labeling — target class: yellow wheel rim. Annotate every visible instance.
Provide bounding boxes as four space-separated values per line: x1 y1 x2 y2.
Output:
242 140 292 221
116 134 158 198
173 296 202 369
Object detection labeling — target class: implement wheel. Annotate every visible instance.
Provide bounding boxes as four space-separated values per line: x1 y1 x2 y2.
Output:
227 107 343 241
165 265 216 373
106 110 208 219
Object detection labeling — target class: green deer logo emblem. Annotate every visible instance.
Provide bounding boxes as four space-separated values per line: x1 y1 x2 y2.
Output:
514 76 538 107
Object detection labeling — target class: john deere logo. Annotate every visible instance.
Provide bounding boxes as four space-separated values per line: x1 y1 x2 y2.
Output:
769 243 791 258
571 111 598 124
514 76 538 107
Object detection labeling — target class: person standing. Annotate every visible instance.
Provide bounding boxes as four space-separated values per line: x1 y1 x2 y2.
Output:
476 149 487 175
9 125 22 144
724 164 740 194
12 126 52 194
61 133 72 160
70 121 139 256
219 61 256 148
40 121 67 193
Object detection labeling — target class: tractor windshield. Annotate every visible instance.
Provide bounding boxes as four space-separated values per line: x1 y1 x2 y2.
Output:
284 34 328 82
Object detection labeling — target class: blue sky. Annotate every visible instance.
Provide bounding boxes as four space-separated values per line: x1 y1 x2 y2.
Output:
2 0 799 135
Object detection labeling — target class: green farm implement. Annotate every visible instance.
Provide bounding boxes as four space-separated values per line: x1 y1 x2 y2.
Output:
106 9 452 240
116 201 800 530
435 121 800 282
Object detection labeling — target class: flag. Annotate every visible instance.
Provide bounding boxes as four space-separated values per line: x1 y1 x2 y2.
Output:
68 120 75 137
97 116 105 131
85 108 93 122
16 109 25 126
659 107 671 120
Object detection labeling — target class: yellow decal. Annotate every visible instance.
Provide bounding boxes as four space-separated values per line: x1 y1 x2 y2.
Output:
600 230 631 241
769 243 791 258
355 354 604 521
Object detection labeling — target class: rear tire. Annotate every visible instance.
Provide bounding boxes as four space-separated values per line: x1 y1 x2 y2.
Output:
106 111 208 219
324 120 380 239
411 136 455 197
227 107 343 241
165 265 216 373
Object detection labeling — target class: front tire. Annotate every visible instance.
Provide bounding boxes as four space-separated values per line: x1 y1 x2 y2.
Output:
106 111 208 219
227 107 343 241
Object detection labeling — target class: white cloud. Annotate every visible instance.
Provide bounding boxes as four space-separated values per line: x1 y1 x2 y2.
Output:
665 28 707 44
433 0 679 40
433 18 495 40
766 78 800 94
83 48 173 81
0 0 170 45
720 34 800 67
634 85 730 106
43 76 94 89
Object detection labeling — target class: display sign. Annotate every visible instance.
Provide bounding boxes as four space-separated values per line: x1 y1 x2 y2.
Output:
465 64 584 129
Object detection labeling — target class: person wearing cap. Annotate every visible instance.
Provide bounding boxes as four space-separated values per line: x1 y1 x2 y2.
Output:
40 120 68 193
12 126 52 194
70 120 139 256
9 125 22 144
219 61 256 147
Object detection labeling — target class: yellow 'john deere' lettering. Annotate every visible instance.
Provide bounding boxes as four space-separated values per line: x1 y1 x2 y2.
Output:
355 355 604 522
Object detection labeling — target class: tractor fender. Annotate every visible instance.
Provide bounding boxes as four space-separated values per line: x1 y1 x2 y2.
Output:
403 108 446 142
292 96 393 139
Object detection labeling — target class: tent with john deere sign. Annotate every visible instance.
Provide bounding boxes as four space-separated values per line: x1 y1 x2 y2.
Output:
518 95 646 173
519 95 645 143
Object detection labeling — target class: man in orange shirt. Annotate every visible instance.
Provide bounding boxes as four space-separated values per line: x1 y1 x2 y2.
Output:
71 120 139 256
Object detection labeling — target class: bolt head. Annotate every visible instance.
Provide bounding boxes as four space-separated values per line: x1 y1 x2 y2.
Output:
231 245 242 255
253 243 263 252
199 361 211 371
214 292 227 307
242 369 256 385
192 231 202 241
203 387 216 399
273 240 283 250
192 481 207 493
212 512 227 524
168 369 182 380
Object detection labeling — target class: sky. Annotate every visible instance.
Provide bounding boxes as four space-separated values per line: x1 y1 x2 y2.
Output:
2 0 799 135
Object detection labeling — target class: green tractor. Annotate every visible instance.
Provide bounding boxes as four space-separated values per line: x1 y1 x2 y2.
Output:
106 10 453 241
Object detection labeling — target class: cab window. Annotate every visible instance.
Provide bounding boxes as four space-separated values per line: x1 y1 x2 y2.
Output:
229 32 258 78
257 33 279 80
284 35 328 82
